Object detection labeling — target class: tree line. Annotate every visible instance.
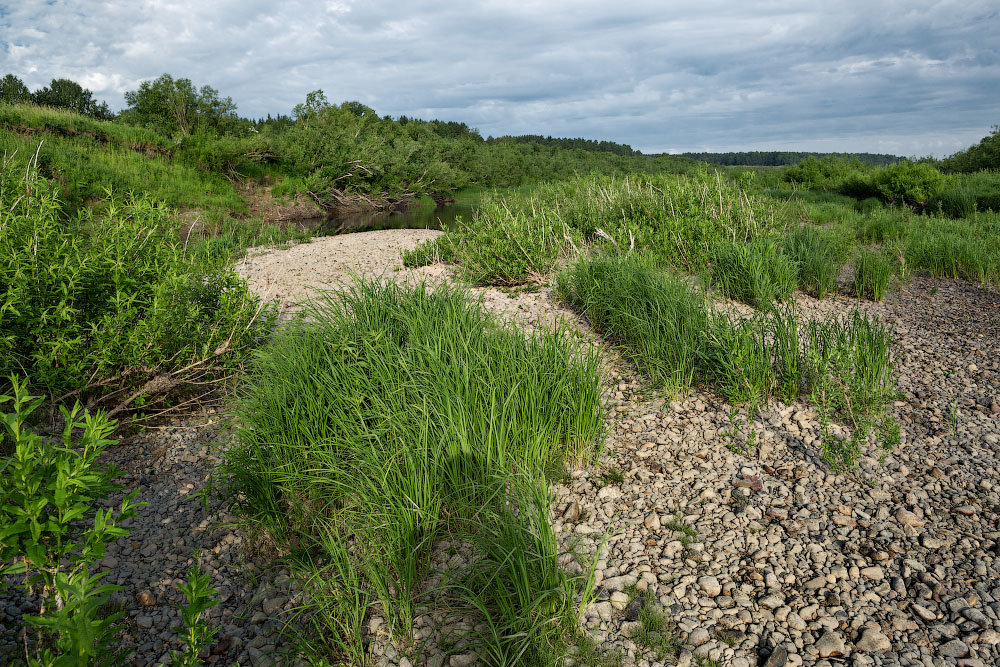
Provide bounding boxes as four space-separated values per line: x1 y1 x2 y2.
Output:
677 151 903 167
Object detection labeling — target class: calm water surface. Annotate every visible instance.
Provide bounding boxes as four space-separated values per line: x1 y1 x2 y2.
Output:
316 201 474 236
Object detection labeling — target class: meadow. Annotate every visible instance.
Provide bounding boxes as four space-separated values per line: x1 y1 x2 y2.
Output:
2 96 999 665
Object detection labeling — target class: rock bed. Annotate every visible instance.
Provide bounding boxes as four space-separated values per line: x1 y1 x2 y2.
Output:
6 229 998 666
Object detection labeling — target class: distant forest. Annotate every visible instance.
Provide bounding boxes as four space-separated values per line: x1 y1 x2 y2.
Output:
676 151 903 166
501 134 641 156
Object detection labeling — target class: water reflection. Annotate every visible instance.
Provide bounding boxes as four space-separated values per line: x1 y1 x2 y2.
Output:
316 201 473 236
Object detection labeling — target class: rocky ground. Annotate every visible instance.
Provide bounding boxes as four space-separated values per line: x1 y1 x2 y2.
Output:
4 230 997 666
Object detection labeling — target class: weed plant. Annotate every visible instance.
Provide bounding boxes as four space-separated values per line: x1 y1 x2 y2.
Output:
0 378 142 664
710 238 798 308
224 278 605 663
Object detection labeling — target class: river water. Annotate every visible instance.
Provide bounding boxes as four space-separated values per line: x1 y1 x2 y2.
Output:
316 200 475 236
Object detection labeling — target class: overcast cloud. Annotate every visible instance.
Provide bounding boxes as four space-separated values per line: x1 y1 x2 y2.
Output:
2 1 997 156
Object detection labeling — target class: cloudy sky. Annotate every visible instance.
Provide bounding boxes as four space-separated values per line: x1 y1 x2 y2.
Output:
2 1 997 156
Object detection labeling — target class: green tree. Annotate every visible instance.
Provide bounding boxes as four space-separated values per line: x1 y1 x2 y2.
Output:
122 73 239 135
31 77 112 119
0 73 31 104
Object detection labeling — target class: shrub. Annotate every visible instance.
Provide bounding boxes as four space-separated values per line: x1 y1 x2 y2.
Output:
868 161 947 208
711 238 798 308
782 226 845 299
0 154 269 408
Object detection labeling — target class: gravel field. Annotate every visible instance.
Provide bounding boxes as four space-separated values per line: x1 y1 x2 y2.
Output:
5 230 997 667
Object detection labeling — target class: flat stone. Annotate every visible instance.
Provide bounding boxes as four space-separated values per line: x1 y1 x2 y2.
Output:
855 627 891 653
689 628 710 646
912 603 937 622
895 508 925 528
765 645 788 667
860 566 884 581
698 575 722 597
938 639 969 658
815 631 846 658
759 593 784 610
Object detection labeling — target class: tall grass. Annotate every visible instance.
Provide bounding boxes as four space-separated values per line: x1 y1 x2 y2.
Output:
556 254 709 395
782 226 846 298
852 248 896 301
710 238 798 308
559 255 897 468
223 279 604 663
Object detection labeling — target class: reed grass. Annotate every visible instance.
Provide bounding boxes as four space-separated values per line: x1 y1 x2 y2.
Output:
223 278 605 663
710 238 798 308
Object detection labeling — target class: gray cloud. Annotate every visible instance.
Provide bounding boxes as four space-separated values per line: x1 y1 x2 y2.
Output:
2 0 997 156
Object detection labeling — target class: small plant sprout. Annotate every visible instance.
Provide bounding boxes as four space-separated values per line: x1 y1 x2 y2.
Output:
169 553 220 667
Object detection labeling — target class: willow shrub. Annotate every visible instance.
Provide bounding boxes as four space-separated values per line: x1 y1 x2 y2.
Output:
223 278 605 663
0 154 267 402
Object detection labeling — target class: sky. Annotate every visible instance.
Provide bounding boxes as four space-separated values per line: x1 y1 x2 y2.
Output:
2 1 998 157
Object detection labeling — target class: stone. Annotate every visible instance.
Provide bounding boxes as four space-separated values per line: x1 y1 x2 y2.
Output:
855 627 891 653
977 628 1000 645
698 575 722 598
938 639 969 658
895 508 925 528
562 502 580 522
136 615 153 629
765 645 788 667
860 566 884 581
912 603 937 622
689 628 710 646
815 631 846 658
135 591 156 607
644 512 661 531
598 485 622 500
759 593 784 610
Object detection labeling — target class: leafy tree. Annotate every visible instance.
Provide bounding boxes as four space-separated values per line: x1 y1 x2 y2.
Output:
0 73 31 104
31 77 113 119
122 73 239 136
940 126 1000 173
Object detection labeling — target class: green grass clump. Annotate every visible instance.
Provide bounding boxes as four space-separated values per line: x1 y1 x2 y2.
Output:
556 254 709 395
224 278 605 663
904 218 999 284
852 248 896 301
559 255 897 469
429 199 577 285
782 226 845 298
710 238 798 308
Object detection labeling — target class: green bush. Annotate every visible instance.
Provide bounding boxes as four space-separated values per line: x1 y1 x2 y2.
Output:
0 155 268 405
868 161 947 208
930 171 1000 217
223 278 604 662
711 238 798 308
